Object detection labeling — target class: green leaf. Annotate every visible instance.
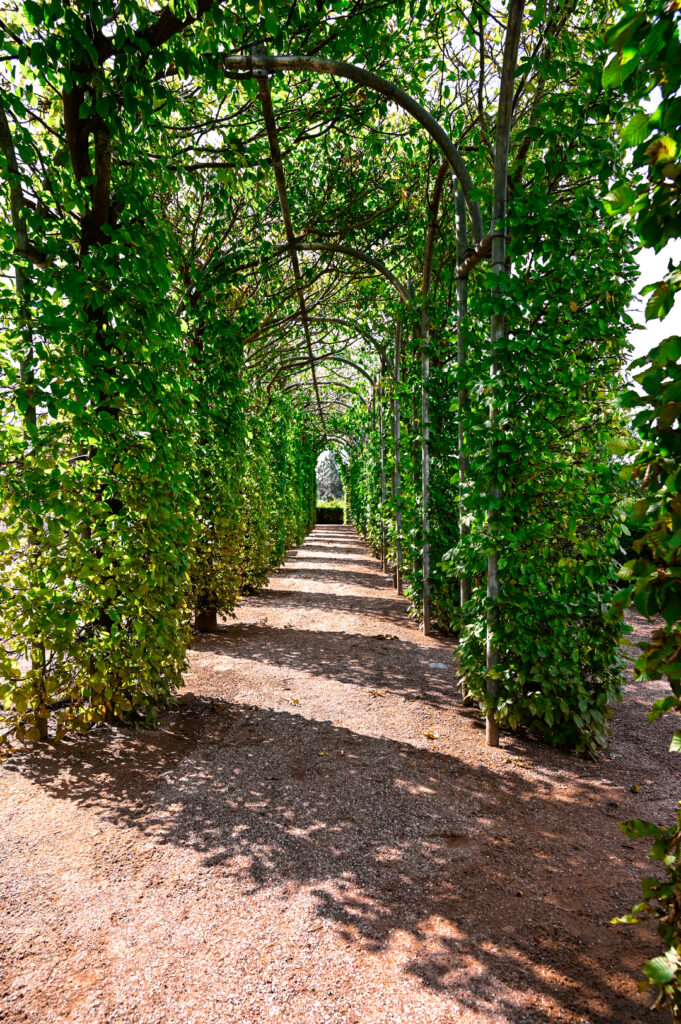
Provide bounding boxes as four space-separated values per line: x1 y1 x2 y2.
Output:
607 436 637 455
602 50 640 88
621 111 650 147
603 184 638 215
24 0 43 25
643 953 678 986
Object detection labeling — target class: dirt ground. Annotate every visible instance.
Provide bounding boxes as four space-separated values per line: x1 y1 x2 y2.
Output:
0 523 678 1024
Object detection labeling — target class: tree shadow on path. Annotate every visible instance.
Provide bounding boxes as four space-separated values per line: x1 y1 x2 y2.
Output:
242 587 413 628
9 696 652 1024
274 566 392 590
283 555 380 569
194 623 459 710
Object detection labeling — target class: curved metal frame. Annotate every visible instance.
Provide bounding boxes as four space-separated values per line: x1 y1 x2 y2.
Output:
219 49 490 636
220 52 484 244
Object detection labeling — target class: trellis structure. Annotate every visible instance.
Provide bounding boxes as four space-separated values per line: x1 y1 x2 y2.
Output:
0 0 635 758
218 10 522 741
3 2 673 1000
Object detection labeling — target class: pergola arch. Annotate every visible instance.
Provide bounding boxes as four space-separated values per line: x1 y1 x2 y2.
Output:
219 52 484 245
277 241 410 304
266 350 377 399
3 0 604 760
215 40 504 648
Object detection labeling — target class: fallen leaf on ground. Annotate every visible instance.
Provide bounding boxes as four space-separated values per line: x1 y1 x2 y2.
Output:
424 731 439 740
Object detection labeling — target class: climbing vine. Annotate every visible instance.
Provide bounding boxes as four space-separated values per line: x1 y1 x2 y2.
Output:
341 9 637 752
604 2 681 1015
0 3 678 1010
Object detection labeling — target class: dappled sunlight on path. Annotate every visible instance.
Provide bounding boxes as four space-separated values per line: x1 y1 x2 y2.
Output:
0 525 675 1024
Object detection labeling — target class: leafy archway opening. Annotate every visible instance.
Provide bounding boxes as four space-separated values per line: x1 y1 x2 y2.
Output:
0 0 639 761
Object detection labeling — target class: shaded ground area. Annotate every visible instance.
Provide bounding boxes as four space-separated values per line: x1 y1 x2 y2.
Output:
0 524 677 1024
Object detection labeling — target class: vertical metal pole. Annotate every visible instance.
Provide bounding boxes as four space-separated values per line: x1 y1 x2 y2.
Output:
485 0 525 747
369 389 376 544
418 163 446 637
379 364 387 572
393 321 403 593
421 322 431 636
456 189 471 620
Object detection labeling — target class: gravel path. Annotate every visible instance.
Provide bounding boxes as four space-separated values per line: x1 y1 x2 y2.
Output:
0 523 677 1024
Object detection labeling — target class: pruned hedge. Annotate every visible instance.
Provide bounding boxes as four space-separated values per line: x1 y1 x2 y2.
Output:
317 506 344 524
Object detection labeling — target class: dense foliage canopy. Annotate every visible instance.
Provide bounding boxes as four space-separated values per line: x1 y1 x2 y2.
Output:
604 3 681 1014
0 0 679 1012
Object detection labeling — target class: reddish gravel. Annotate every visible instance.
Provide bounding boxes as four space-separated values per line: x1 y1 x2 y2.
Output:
0 523 678 1024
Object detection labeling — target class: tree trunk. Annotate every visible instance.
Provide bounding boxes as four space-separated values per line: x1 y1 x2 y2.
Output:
195 609 219 632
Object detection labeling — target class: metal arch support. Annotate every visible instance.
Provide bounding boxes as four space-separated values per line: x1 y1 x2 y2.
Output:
220 53 484 245
267 351 376 394
306 316 388 361
248 313 390 376
418 161 449 636
277 241 410 304
318 354 376 384
255 66 327 433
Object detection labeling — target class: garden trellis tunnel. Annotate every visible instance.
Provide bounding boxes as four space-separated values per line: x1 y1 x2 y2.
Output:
218 21 520 745
3 2 681 1016
0 0 640 758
